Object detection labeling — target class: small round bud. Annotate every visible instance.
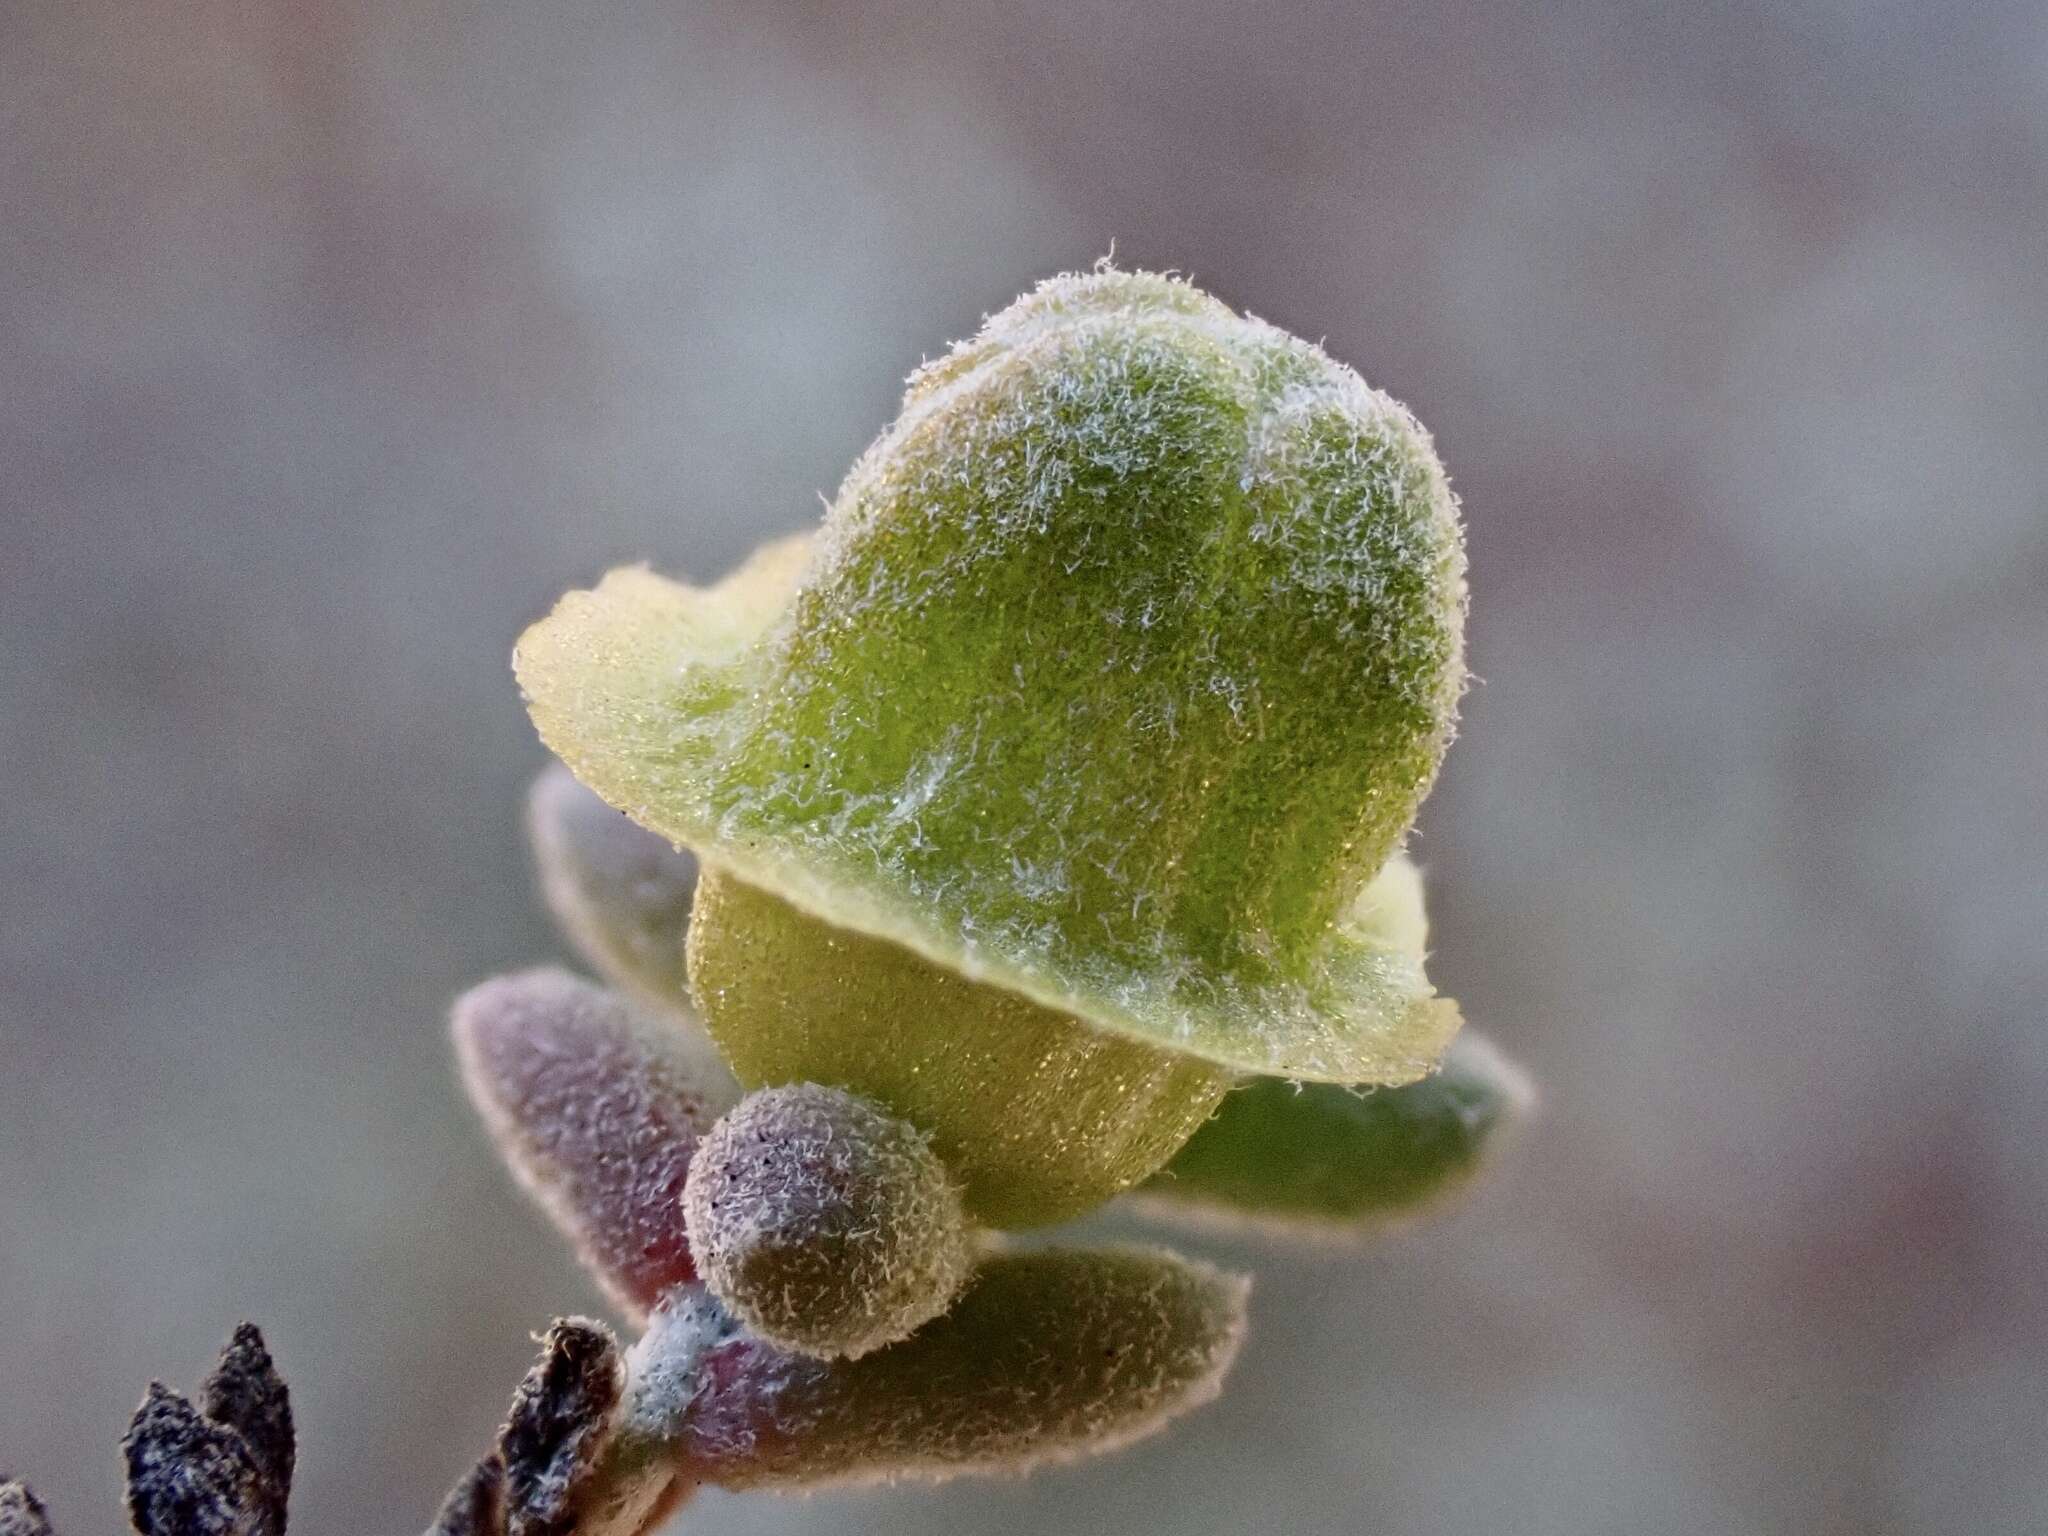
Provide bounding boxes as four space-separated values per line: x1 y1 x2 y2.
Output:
684 1085 973 1359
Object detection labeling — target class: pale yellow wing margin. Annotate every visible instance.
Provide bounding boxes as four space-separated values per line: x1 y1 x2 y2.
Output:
514 534 813 844
1314 854 1463 1083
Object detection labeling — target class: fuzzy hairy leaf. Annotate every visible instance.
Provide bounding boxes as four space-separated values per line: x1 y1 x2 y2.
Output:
687 868 1230 1228
453 969 740 1316
624 1246 1247 1490
689 851 1441 1228
498 1321 623 1536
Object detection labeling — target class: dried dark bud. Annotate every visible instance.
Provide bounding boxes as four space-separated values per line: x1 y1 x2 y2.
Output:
112 1328 293 1536
627 1247 1248 1490
426 1455 506 1536
123 1384 277 1536
497 1320 624 1536
202 1324 294 1512
0 1482 54 1536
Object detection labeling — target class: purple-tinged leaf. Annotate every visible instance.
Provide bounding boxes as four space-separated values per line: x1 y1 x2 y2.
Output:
622 1246 1248 1491
453 969 739 1317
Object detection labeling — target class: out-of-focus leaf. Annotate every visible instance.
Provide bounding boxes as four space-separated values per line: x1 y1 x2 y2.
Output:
1135 1031 1532 1234
527 763 698 1013
201 1325 293 1513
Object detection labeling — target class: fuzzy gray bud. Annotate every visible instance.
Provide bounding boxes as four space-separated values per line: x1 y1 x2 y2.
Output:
1138 1031 1534 1235
684 1085 973 1359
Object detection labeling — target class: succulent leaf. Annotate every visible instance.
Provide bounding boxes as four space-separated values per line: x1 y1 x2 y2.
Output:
683 1084 973 1359
624 1247 1248 1490
1138 1031 1533 1233
453 969 740 1317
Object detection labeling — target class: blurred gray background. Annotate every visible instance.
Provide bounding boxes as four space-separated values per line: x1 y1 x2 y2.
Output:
3 2 2044 1531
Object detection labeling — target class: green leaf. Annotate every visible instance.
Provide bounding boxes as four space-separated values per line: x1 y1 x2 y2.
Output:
1136 1032 1532 1234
